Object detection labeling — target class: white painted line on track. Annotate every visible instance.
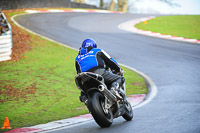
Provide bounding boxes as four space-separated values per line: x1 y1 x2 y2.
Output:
10 11 157 132
119 64 157 109
48 9 65 12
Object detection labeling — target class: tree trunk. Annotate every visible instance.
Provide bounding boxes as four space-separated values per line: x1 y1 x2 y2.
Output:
75 0 85 3
118 0 123 11
122 0 128 13
109 0 115 11
100 0 104 8
75 0 80 3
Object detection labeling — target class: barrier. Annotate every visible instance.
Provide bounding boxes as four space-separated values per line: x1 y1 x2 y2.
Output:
0 12 12 62
0 0 102 10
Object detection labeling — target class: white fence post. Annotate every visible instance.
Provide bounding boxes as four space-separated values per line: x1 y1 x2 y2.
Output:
0 12 12 62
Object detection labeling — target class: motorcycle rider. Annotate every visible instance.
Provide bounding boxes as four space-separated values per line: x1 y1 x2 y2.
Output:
75 38 124 103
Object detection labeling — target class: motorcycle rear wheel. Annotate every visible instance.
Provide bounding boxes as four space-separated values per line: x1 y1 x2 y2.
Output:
89 91 113 128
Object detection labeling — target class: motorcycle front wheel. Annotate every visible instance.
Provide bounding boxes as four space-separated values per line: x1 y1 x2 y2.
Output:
122 101 133 121
89 91 113 128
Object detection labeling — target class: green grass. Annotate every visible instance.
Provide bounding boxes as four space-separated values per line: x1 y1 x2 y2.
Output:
135 15 200 40
0 10 147 131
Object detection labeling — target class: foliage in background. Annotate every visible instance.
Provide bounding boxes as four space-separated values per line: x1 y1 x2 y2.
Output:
74 0 179 13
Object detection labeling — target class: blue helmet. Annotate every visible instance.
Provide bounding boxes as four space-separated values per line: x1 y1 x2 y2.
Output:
82 39 97 48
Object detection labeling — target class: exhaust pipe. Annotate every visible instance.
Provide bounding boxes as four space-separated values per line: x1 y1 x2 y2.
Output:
98 85 117 102
98 85 105 92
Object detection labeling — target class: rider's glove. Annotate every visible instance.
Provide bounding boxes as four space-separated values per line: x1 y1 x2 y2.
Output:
118 69 124 76
114 69 124 76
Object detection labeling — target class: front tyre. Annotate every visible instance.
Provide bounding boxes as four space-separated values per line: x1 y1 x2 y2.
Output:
89 91 113 128
122 101 133 121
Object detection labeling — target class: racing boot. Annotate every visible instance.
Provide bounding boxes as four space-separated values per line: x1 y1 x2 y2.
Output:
79 92 88 105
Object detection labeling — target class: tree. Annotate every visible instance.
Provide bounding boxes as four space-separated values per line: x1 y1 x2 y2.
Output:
159 0 180 6
109 0 128 12
75 0 85 3
100 0 104 8
122 0 128 12
110 0 179 13
109 0 116 11
118 0 123 11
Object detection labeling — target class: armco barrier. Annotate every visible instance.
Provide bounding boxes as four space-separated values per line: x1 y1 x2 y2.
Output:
0 12 12 62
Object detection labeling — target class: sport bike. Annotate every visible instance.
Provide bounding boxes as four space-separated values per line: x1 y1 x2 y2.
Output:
75 71 133 127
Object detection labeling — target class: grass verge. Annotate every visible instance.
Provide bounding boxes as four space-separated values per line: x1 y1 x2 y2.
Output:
0 9 147 131
135 15 200 40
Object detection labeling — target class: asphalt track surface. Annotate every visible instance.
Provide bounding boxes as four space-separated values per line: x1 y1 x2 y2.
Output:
16 13 200 133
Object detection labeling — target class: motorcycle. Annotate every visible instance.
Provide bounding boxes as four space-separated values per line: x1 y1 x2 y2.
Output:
75 70 133 127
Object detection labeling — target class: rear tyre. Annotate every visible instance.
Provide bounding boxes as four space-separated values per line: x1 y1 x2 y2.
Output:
89 91 113 128
122 101 133 121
